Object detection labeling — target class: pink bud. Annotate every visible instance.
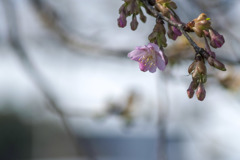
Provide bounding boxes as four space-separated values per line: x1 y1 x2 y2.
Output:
130 14 138 31
118 10 127 28
213 59 226 71
187 88 194 99
209 29 225 48
187 81 198 99
167 15 182 40
196 83 206 101
139 9 147 23
208 57 226 71
207 56 214 66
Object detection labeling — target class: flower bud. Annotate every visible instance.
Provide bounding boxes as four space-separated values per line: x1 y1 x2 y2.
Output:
196 13 207 21
209 29 225 48
139 9 147 23
196 61 207 75
130 1 139 14
187 88 194 99
200 74 207 83
118 8 127 28
192 28 203 37
187 80 198 99
207 57 226 71
191 13 211 37
130 14 138 31
195 20 211 30
196 83 206 101
191 80 199 90
213 59 226 71
167 15 182 40
207 56 214 66
192 68 200 79
188 61 196 74
119 4 125 13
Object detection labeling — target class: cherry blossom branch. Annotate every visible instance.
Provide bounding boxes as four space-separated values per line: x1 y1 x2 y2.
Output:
140 0 205 56
119 0 224 101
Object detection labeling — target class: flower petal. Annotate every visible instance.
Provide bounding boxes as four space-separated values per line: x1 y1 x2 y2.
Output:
149 65 157 73
128 43 168 72
139 62 149 72
147 43 160 52
156 54 166 71
128 50 145 61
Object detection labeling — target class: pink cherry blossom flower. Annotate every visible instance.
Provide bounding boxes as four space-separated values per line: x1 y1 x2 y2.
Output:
128 43 167 73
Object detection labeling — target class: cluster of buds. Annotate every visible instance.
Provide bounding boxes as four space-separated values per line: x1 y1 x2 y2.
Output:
187 57 207 101
185 13 226 100
155 0 182 41
187 53 226 101
117 0 147 30
187 13 225 48
117 0 227 101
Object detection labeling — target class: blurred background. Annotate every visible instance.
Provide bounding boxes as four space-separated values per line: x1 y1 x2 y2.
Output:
0 0 240 160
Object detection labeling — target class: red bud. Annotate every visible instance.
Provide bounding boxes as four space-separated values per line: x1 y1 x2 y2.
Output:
196 83 206 101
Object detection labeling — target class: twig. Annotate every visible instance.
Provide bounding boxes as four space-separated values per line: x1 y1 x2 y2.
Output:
141 0 207 56
2 0 96 159
30 0 129 57
28 0 240 65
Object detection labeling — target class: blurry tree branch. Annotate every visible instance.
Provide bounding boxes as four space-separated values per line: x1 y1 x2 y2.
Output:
157 72 170 160
2 0 96 159
29 0 240 66
30 0 128 57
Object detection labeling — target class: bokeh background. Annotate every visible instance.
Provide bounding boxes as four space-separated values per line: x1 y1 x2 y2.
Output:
1 0 240 160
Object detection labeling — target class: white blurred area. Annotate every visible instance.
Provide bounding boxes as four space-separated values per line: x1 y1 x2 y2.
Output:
0 0 240 160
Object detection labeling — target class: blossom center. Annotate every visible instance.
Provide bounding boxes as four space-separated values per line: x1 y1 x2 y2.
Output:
139 54 155 67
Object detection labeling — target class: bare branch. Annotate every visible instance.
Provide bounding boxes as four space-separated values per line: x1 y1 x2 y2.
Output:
2 0 96 159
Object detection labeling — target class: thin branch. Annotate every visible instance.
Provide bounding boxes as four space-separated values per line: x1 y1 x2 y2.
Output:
2 0 96 159
28 0 240 66
30 0 128 57
141 0 206 56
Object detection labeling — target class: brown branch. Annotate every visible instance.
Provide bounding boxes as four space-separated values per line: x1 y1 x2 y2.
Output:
29 0 240 66
2 0 96 159
141 0 207 56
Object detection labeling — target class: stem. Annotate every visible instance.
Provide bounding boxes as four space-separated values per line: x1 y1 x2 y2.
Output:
140 0 204 55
